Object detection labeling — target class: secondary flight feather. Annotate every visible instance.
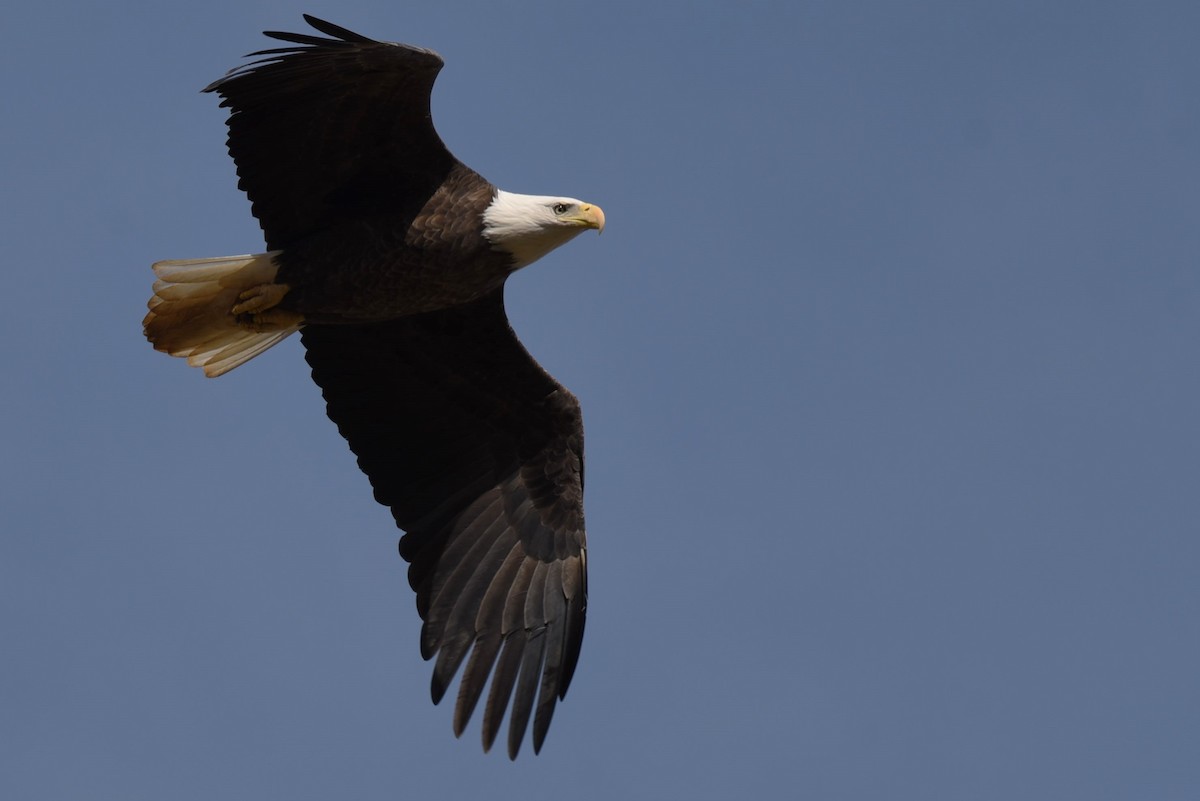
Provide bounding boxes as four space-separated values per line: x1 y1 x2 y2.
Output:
143 15 603 758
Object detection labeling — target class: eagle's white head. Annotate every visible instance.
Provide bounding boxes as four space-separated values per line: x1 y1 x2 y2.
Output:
482 190 605 270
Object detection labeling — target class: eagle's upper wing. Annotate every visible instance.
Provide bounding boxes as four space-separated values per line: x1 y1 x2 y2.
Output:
300 289 588 759
203 15 457 249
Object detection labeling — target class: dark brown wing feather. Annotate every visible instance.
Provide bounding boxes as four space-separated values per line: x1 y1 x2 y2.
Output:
301 289 588 758
203 15 457 249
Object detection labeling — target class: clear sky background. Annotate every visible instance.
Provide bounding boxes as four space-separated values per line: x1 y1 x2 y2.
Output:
2 2 1198 799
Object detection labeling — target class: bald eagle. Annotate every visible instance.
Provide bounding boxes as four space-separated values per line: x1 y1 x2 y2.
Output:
143 16 603 759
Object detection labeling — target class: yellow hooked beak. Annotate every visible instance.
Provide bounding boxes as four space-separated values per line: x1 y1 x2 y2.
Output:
570 203 606 234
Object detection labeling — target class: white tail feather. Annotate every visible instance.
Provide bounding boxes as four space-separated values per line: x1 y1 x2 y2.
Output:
143 252 301 377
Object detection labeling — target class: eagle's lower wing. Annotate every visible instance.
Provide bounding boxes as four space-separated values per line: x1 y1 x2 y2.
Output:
301 288 587 758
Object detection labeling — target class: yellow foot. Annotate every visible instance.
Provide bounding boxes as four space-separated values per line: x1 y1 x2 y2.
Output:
231 283 291 315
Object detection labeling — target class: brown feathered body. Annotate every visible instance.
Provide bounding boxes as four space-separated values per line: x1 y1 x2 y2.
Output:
274 164 512 322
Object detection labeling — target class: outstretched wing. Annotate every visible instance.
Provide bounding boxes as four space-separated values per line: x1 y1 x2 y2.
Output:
301 289 588 759
204 15 458 249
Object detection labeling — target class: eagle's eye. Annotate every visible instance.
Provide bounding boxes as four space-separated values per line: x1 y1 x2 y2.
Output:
552 203 570 215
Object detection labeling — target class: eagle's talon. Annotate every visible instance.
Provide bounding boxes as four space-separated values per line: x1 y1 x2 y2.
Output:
231 283 290 315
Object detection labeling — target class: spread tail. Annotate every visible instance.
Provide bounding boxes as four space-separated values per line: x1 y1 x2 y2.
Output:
143 253 301 377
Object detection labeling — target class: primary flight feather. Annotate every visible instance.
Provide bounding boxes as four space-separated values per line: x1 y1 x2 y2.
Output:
143 15 602 759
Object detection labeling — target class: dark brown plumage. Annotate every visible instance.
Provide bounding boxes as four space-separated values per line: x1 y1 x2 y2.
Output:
302 293 586 757
143 15 602 758
205 19 509 321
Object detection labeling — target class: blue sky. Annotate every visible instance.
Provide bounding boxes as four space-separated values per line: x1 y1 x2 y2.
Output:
3 2 1198 799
